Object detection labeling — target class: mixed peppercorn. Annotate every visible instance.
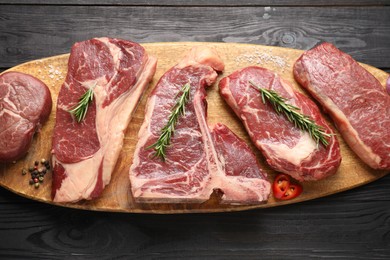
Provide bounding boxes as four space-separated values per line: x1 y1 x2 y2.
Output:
22 158 51 189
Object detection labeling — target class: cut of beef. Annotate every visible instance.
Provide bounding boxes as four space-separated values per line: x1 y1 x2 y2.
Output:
294 42 390 170
219 66 341 181
52 37 157 202
130 47 270 204
0 71 52 163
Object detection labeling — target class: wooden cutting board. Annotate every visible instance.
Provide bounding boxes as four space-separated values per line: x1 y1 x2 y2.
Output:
0 42 388 213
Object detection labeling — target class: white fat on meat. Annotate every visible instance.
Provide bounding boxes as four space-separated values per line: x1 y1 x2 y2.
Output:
260 132 317 166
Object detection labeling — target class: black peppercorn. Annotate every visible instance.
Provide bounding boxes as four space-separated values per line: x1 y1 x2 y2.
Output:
24 159 50 188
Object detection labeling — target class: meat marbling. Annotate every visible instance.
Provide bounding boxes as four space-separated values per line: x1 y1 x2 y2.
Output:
0 71 52 163
293 42 390 170
52 37 157 202
219 66 341 181
130 47 271 204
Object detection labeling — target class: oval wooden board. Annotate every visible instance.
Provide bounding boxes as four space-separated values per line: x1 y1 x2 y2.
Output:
0 42 389 213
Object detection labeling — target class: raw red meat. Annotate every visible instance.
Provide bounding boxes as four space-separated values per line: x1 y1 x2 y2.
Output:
130 47 270 204
0 71 52 163
219 66 341 181
51 37 157 202
294 42 390 170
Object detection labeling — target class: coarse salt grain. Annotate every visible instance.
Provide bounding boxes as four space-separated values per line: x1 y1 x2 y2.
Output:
235 48 287 71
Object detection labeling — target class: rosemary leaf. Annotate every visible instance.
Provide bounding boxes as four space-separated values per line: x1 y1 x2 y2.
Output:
249 80 331 147
68 87 94 123
147 83 192 161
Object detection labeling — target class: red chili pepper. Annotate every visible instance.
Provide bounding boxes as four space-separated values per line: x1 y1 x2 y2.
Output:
272 173 303 200
272 174 290 199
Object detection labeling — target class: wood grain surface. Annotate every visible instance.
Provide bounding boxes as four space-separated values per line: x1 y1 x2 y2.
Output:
3 0 390 5
0 6 389 69
0 42 388 213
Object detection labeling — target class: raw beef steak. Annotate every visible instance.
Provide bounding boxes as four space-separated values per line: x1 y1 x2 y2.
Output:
52 37 157 202
219 66 341 181
130 47 270 204
294 42 390 170
0 71 52 163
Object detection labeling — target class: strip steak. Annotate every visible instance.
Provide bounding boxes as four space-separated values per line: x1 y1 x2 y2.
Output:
219 66 341 181
293 42 390 170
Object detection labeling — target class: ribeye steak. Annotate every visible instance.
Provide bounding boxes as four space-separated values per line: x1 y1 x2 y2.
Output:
130 47 270 204
52 37 157 202
219 66 341 181
0 71 52 163
294 42 390 170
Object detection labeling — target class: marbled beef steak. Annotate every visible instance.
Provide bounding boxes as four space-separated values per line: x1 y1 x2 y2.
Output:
51 37 157 202
130 47 271 204
0 71 52 163
294 42 390 170
219 66 341 181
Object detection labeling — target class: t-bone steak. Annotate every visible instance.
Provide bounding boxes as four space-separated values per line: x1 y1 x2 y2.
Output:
0 71 52 163
294 42 390 170
219 66 341 181
130 47 271 204
52 37 157 202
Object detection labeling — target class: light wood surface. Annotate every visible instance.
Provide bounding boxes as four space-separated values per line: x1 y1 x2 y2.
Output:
0 42 388 213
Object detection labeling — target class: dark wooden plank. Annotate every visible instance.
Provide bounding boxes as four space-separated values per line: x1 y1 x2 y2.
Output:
1 0 389 6
0 6 389 70
0 175 389 258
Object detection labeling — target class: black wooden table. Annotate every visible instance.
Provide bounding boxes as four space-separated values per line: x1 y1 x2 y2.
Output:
1 1 389 258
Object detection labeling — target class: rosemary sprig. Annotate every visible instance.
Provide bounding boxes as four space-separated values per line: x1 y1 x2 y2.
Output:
249 80 331 147
68 87 94 123
147 83 192 160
